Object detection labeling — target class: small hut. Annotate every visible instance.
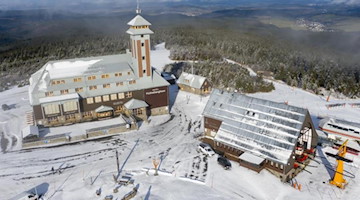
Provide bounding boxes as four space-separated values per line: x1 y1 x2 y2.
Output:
177 72 211 95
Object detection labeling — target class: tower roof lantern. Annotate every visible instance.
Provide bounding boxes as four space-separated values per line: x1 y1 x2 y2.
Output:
127 15 152 26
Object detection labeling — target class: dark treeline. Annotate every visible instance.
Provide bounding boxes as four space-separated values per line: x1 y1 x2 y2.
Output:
0 13 359 97
152 25 360 98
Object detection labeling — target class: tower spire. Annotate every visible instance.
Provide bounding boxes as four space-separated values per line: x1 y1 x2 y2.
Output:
136 0 141 14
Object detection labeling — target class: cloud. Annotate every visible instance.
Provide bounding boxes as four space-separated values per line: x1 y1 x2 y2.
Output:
330 0 360 4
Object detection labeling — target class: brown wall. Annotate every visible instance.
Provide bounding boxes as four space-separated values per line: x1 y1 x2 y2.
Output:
204 117 222 132
144 86 169 109
137 40 143 78
33 105 43 120
81 90 144 112
145 39 151 77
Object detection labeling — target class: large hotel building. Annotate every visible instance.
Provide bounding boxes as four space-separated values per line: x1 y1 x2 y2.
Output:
29 13 170 127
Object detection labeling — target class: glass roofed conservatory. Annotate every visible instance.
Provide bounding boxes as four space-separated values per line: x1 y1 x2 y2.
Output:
203 89 311 165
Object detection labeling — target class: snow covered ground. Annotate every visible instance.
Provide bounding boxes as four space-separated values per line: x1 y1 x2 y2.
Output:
1 44 360 200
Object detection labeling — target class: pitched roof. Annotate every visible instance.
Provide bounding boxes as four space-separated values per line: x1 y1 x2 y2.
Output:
124 99 149 110
177 72 207 89
22 125 39 139
203 89 309 165
95 105 114 113
127 15 152 26
39 93 79 104
126 28 154 35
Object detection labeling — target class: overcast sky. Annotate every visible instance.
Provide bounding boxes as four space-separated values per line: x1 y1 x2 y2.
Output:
0 0 359 10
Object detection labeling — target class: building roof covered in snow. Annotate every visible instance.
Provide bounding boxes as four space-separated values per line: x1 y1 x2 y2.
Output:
22 125 39 139
29 54 169 105
124 99 149 110
127 15 152 26
177 72 207 89
203 89 310 165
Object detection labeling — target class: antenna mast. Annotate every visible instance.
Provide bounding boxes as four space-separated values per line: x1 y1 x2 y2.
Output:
136 0 141 14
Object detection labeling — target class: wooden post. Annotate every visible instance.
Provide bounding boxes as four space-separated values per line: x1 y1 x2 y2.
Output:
116 150 120 175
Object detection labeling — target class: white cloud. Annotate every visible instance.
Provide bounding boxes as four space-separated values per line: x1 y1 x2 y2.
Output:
330 0 360 4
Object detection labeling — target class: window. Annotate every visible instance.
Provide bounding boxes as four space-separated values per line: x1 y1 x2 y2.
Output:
87 98 94 104
52 80 65 85
115 72 122 77
87 75 96 80
45 91 54 97
110 94 117 101
43 104 60 115
118 93 125 99
116 82 123 87
141 43 144 47
73 77 82 82
270 161 274 166
103 95 110 102
142 56 145 60
125 92 132 98
141 34 144 37
65 114 76 120
63 101 78 112
103 84 110 88
95 96 102 103
280 164 284 170
60 89 69 95
129 80 136 85
134 108 143 115
115 106 124 112
275 163 279 168
48 116 59 123
127 71 131 75
101 74 110 79
75 87 83 93
83 111 92 118
89 85 97 90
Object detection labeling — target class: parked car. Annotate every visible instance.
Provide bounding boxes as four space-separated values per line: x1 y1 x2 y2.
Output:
198 143 215 156
217 156 232 169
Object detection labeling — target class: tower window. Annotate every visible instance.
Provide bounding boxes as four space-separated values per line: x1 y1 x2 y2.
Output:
141 43 144 47
142 56 145 60
143 70 146 74
141 35 144 38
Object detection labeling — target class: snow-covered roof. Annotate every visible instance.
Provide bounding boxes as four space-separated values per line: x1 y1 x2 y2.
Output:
127 15 152 26
29 56 169 105
22 125 39 138
126 28 154 35
177 72 207 89
124 99 149 110
239 152 265 165
95 105 114 113
44 54 131 80
39 93 79 104
329 118 360 129
203 89 309 165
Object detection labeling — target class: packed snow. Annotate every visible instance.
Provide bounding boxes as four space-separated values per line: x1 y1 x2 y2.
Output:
0 44 360 200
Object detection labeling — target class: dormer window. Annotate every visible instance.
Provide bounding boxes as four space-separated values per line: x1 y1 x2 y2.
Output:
45 91 54 97
101 74 110 79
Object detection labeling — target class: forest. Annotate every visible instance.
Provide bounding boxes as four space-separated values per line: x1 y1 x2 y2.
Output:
0 9 359 97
